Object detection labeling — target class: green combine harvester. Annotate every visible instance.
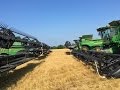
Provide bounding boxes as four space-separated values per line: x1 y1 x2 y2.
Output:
70 20 120 78
0 24 50 75
77 35 103 51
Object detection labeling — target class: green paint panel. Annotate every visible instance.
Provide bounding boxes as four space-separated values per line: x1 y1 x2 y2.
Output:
0 42 25 55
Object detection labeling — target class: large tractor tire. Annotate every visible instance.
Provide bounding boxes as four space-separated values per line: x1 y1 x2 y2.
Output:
82 46 89 51
95 47 101 52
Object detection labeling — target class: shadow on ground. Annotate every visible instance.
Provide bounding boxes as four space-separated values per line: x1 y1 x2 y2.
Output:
0 59 45 90
35 55 49 60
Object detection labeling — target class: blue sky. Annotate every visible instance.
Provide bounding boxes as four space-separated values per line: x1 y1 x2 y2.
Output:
0 0 120 46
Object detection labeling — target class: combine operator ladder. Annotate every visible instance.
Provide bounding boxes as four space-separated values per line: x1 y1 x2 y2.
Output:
0 24 49 75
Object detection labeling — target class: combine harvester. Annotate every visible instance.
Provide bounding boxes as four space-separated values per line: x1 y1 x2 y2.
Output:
0 24 50 76
68 20 120 78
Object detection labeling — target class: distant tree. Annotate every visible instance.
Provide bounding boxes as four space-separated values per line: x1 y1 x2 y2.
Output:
51 46 57 49
57 45 65 49
51 45 65 49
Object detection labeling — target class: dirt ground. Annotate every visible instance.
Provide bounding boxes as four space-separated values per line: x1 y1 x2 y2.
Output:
1 49 120 90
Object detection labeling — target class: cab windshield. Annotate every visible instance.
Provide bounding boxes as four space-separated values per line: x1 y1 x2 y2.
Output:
99 27 119 39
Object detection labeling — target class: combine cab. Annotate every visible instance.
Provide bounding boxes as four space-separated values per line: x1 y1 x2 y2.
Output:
97 20 120 54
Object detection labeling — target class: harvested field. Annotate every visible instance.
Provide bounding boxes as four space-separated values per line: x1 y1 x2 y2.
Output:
1 49 120 90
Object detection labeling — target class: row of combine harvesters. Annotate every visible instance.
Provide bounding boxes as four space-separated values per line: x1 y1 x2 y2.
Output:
0 24 50 76
65 20 120 78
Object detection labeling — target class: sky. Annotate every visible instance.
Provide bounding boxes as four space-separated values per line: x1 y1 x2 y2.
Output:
0 0 120 46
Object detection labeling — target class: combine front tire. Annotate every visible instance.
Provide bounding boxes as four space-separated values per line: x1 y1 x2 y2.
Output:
95 47 101 52
82 46 89 51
